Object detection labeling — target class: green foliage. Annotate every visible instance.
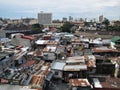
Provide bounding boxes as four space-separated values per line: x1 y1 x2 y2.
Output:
102 18 110 30
32 23 40 30
61 22 74 33
107 26 120 31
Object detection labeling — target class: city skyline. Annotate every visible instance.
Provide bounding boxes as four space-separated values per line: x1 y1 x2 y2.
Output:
0 0 120 20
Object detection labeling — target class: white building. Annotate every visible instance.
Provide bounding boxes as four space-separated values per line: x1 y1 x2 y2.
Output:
38 12 52 25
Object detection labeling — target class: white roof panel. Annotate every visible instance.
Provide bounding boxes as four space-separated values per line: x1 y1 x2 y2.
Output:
51 61 66 70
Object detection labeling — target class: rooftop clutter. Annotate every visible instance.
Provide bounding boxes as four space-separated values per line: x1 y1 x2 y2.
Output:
0 31 120 90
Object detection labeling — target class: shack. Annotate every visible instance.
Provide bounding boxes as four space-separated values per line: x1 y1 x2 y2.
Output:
69 78 91 90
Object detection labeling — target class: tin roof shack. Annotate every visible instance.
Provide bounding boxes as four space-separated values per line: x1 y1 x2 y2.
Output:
92 46 120 59
43 34 51 40
80 38 90 49
0 52 14 83
51 61 66 79
31 62 51 90
63 56 87 82
111 36 120 50
42 45 57 62
102 39 111 46
94 54 115 77
109 57 120 78
71 38 84 51
35 40 48 49
71 37 90 51
56 45 66 60
27 49 43 60
89 38 103 48
11 33 36 49
92 77 120 90
85 55 96 76
13 49 28 67
69 78 91 90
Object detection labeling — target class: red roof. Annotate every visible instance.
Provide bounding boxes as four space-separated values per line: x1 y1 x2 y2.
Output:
21 60 35 67
22 35 36 40
16 45 23 50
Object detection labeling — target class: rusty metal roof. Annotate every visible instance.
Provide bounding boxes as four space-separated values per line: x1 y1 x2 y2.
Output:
92 46 119 53
43 46 57 52
93 77 120 89
63 64 87 71
69 78 90 87
66 56 85 64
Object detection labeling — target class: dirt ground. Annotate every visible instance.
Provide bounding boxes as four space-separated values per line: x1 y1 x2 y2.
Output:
75 30 120 39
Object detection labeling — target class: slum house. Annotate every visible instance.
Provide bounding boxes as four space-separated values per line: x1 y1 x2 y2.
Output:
0 52 14 84
13 48 28 67
27 49 43 61
102 39 111 46
108 57 120 78
11 33 36 50
42 45 57 62
4 60 41 85
56 45 66 59
71 38 84 51
69 78 91 90
51 55 96 82
35 40 49 49
43 34 51 40
63 56 87 82
63 55 96 82
89 38 103 48
91 76 120 90
92 46 120 59
71 37 90 52
92 46 119 76
51 61 66 79
31 61 52 90
85 55 96 76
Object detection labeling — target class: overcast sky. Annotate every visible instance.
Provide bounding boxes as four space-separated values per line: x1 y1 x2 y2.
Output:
0 0 120 20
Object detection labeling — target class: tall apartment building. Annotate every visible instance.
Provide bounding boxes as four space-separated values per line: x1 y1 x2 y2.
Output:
99 15 104 23
69 16 73 22
38 12 52 25
62 17 67 22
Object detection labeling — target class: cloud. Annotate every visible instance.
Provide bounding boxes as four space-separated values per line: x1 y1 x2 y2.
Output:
0 0 120 19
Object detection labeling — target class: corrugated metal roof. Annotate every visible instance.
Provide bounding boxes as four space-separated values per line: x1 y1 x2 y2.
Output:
69 78 90 87
51 61 66 70
63 64 87 71
66 56 85 64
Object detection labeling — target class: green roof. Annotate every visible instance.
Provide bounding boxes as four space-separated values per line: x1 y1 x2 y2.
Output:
111 36 120 43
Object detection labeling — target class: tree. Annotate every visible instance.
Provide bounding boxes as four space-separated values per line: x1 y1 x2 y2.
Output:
61 22 74 33
32 23 40 30
31 23 43 33
102 18 110 30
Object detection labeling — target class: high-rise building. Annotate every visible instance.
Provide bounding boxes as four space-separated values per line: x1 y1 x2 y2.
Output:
69 16 73 22
38 12 52 25
99 15 104 23
62 17 67 22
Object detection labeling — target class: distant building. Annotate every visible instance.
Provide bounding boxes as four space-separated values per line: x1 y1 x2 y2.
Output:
38 12 52 25
99 15 104 23
62 17 67 22
69 16 73 22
